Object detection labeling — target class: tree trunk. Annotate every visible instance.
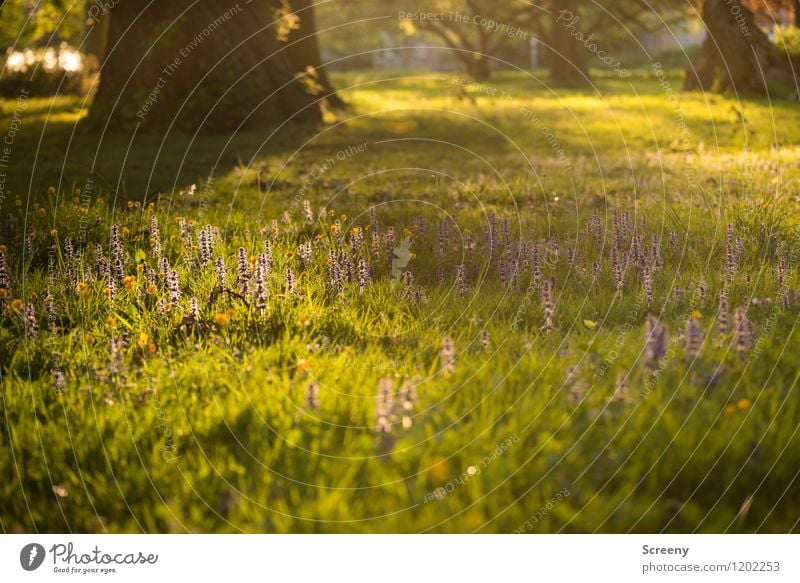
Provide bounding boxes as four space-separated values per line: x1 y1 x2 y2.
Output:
88 0 324 133
549 0 590 84
286 0 344 108
467 55 492 80
684 0 797 97
795 0 800 28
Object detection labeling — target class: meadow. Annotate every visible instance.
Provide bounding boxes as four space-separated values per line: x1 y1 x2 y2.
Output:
2 70 800 533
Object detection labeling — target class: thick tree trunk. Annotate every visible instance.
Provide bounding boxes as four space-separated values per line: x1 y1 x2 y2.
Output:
549 0 590 85
467 55 492 80
88 0 323 133
684 0 797 96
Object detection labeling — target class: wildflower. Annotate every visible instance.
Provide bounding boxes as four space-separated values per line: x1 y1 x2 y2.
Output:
376 378 395 433
305 381 320 412
76 282 92 300
235 247 250 294
441 336 456 375
327 250 342 295
718 288 729 333
303 200 314 226
109 337 124 376
644 314 668 369
199 226 213 265
540 277 555 332
737 398 751 411
530 244 541 289
214 256 227 288
149 215 161 260
612 246 624 291
587 209 602 240
724 224 737 283
0 249 10 294
123 275 137 292
253 264 268 315
53 368 67 393
455 264 467 296
695 281 706 306
285 267 296 295
684 313 702 359
384 226 396 260
167 269 180 303
187 297 199 321
480 329 490 353
613 371 628 402
400 381 416 429
400 270 415 301
350 226 364 254
357 258 371 293
23 303 37 336
298 242 313 265
296 359 311 374
733 307 755 358
213 312 229 327
642 264 654 306
44 292 58 333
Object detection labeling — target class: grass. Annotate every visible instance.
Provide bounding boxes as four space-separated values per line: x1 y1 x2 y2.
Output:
1 69 800 533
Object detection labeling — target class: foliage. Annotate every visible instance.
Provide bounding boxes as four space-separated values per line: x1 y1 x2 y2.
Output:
775 24 800 56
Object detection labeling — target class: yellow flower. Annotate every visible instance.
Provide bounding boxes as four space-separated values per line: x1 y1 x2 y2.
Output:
123 275 137 291
136 263 144 273
137 332 149 347
340 214 348 222
724 404 736 415
0 244 6 252
38 207 45 216
296 359 311 373
146 284 157 295
692 310 702 319
102 287 111 298
76 282 92 300
7 299 23 313
48 186 55 194
737 398 751 411
213 313 229 327
426 455 451 483
50 229 58 237
106 317 117 328
297 314 311 327
127 201 133 208
0 288 8 299
122 227 130 236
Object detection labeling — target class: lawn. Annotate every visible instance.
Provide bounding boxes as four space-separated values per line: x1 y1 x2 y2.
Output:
1 69 800 533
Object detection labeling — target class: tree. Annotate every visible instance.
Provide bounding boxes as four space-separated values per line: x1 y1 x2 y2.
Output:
684 0 798 96
399 0 684 83
87 0 336 133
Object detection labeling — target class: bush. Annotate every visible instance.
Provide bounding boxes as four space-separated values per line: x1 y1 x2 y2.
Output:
775 25 800 58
